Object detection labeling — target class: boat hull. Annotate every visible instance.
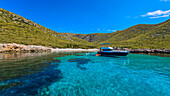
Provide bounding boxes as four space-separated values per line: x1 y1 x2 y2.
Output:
97 52 129 56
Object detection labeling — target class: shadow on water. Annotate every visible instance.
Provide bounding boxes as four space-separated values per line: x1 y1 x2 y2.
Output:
68 58 93 70
0 52 86 95
0 58 62 95
0 52 169 95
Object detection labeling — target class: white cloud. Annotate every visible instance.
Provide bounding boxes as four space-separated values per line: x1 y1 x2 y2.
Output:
160 0 170 1
127 16 130 18
97 29 100 31
149 14 169 19
107 29 117 32
134 16 138 18
141 9 170 19
107 29 111 31
112 30 117 32
70 30 74 32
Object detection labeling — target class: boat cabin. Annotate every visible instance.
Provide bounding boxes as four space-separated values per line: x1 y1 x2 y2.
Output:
100 47 114 52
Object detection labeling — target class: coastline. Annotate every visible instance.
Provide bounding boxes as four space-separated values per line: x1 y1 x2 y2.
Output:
51 48 98 52
0 43 51 53
0 43 170 54
0 43 99 53
124 49 170 54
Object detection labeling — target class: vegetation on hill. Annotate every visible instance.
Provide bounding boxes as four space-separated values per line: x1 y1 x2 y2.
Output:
99 20 170 49
0 8 95 48
74 20 170 49
0 8 169 49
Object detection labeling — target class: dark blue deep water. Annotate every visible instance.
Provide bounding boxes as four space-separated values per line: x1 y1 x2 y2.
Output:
0 52 169 96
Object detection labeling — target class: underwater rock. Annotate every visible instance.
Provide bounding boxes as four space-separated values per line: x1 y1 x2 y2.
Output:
68 58 92 70
0 69 63 96
68 58 91 65
75 54 84 56
0 59 63 96
45 59 61 65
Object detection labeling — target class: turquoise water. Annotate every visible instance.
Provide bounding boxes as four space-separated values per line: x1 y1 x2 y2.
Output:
0 52 170 96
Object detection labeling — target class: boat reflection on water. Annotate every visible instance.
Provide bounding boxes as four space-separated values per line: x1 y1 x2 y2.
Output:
86 52 130 67
103 55 130 66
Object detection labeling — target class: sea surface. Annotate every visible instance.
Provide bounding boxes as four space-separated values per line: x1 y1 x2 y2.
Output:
0 52 169 96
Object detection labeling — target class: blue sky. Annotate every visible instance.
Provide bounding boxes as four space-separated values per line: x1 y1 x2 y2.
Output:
0 0 170 34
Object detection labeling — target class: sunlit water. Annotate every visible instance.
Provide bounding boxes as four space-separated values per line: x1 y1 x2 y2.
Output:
0 52 169 96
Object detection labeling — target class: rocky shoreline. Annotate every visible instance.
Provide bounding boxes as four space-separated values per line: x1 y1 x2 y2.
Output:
0 43 170 54
0 43 98 53
116 48 170 54
128 49 170 54
51 48 98 52
0 43 51 53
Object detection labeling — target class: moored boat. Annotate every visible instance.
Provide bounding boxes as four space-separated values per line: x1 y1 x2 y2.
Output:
97 47 129 56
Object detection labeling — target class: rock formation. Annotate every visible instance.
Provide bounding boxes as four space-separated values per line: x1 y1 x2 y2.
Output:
0 43 51 53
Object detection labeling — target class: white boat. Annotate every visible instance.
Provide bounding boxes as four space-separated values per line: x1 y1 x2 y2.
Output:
97 47 129 56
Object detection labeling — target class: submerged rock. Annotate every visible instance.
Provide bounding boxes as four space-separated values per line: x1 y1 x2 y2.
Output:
68 58 92 70
0 59 62 96
45 59 61 65
68 58 91 64
0 70 63 96
74 54 84 56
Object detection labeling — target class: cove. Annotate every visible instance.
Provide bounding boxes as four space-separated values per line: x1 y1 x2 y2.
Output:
0 52 169 96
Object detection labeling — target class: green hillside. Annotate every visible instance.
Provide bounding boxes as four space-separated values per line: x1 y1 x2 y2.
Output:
124 20 170 49
100 20 170 49
0 8 170 49
73 24 159 44
74 20 170 49
0 8 95 48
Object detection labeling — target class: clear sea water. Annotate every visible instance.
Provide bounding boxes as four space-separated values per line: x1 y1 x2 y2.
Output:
0 52 169 96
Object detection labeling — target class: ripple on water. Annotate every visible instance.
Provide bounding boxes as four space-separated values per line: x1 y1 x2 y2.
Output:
0 52 170 96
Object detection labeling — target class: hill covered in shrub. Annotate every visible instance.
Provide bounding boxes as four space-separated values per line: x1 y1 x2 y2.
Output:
74 20 170 49
0 8 95 48
0 8 169 49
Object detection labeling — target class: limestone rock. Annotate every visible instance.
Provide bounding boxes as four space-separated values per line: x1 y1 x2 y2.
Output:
0 43 51 53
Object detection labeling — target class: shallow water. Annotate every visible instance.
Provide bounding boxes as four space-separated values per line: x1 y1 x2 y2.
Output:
0 52 169 96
